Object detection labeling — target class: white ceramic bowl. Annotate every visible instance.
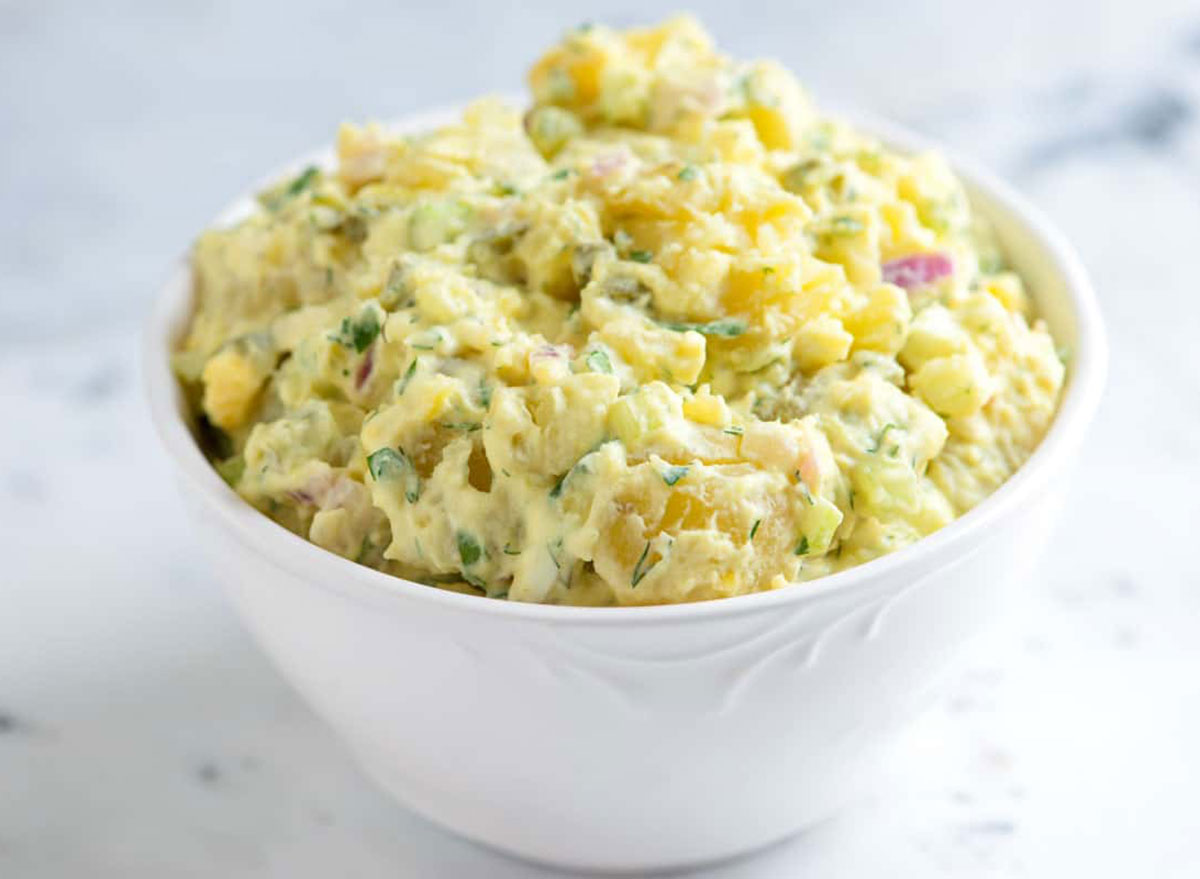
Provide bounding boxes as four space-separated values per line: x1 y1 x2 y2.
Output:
145 105 1106 873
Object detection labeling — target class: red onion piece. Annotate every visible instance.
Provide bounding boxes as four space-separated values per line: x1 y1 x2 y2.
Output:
591 153 627 178
354 344 375 391
882 253 954 290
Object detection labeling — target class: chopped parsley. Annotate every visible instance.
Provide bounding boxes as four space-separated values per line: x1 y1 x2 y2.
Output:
661 465 689 486
547 538 564 569
631 540 656 587
549 444 606 499
477 379 493 409
749 519 761 541
550 168 572 181
285 165 319 197
329 308 381 353
867 423 898 454
723 425 744 436
367 447 420 502
396 359 418 395
502 544 522 556
658 318 747 337
457 531 483 567
629 249 653 263
677 164 699 181
795 535 810 556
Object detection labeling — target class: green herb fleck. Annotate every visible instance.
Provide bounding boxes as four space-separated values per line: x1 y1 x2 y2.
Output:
477 379 493 409
796 478 815 506
586 349 613 374
550 168 571 181
867 423 897 454
631 540 656 587
661 465 689 486
547 538 563 569
749 519 761 541
457 531 483 567
441 421 482 432
658 318 747 337
723 425 744 436
677 165 699 182
329 308 381 353
629 249 653 263
396 359 417 395
795 535 810 556
285 166 319 197
825 216 863 236
367 447 421 502
502 544 522 556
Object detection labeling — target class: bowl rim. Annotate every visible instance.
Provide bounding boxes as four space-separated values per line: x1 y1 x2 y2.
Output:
144 101 1108 626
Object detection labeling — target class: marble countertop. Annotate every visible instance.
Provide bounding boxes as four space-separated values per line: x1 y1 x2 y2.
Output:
2 1 1198 875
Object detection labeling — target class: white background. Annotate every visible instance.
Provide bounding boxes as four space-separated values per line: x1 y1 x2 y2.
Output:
2 0 1198 875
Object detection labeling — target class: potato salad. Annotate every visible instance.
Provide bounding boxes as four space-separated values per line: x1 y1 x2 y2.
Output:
175 17 1065 606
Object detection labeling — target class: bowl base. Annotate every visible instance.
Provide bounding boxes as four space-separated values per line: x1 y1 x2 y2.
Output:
352 742 857 874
